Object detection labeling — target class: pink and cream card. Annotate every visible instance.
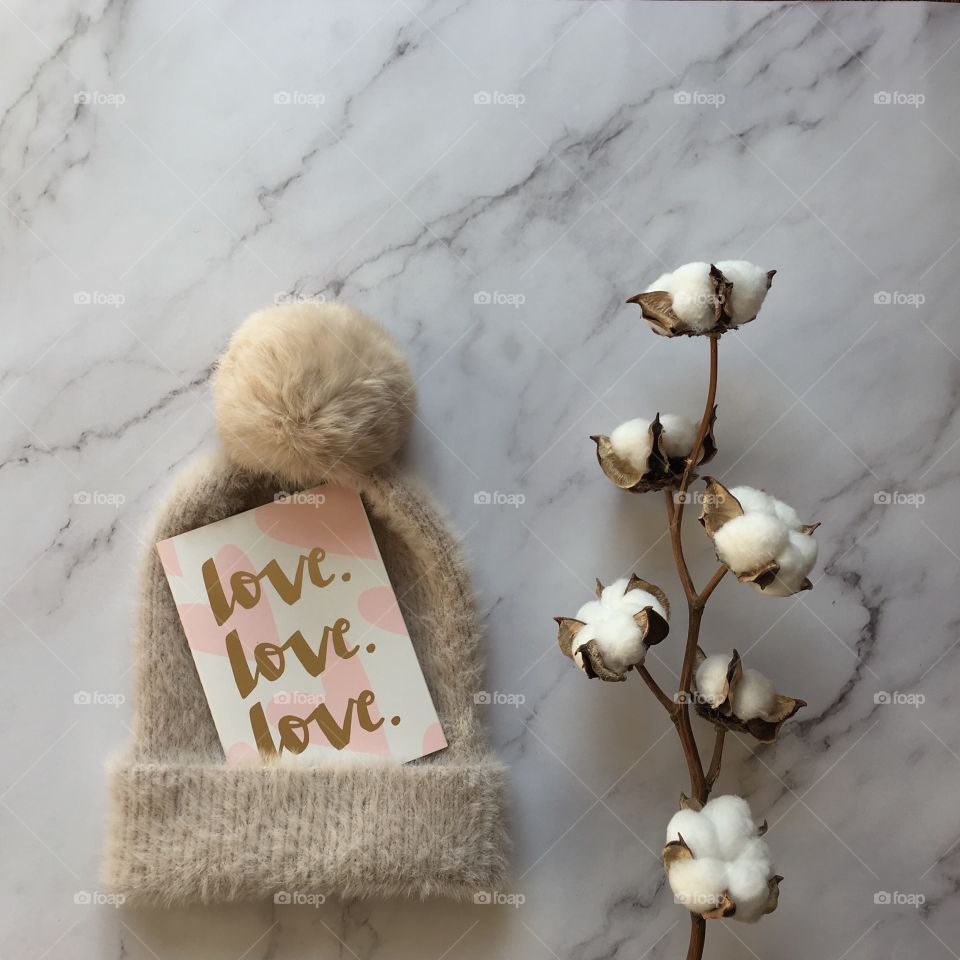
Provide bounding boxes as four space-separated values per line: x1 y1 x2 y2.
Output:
156 485 447 765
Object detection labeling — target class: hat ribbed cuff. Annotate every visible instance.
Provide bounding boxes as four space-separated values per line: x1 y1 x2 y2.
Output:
104 758 508 905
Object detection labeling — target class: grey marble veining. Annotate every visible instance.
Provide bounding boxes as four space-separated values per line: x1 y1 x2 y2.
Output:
2 1 960 958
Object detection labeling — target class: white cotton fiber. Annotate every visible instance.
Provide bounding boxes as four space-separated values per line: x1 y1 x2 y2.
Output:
574 600 645 672
666 808 721 859
659 413 698 458
771 498 803 531
610 418 652 469
762 530 818 596
667 857 728 911
600 578 666 621
695 653 733 707
714 260 771 326
725 859 771 922
728 485 775 516
700 795 758 860
730 668 777 720
575 600 604 623
646 262 719 333
712 512 788 575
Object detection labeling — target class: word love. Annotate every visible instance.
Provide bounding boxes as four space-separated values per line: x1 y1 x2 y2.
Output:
201 547 388 754
202 546 334 626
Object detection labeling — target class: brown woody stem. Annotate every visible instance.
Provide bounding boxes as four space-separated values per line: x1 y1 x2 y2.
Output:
636 664 678 716
668 336 722 960
705 727 725 794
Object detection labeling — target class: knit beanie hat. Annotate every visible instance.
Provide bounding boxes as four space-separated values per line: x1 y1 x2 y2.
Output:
103 303 508 905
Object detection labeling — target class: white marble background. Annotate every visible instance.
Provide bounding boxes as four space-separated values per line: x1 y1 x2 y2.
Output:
2 1 959 958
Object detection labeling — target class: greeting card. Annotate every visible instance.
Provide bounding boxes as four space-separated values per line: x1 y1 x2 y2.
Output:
156 485 447 765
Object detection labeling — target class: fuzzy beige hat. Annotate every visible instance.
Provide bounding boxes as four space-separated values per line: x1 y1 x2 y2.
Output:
103 303 508 904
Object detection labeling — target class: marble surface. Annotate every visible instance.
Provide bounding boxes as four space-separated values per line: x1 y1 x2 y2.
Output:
2 1 960 957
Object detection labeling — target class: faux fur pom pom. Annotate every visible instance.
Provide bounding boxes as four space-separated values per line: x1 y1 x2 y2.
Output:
213 302 416 486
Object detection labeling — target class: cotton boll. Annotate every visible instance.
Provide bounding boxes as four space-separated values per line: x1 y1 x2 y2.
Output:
701 796 758 860
587 609 646 671
725 858 771 922
667 857 729 912
610 418 652 469
730 668 777 720
666 809 721 859
659 414 698 458
714 260 771 326
728 485 776 516
695 653 734 707
646 262 718 332
712 512 789 575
